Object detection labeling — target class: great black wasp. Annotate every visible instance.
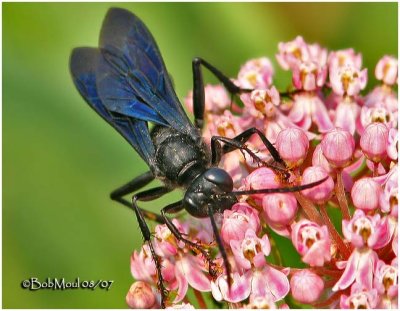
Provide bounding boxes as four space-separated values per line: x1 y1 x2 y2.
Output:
70 8 327 307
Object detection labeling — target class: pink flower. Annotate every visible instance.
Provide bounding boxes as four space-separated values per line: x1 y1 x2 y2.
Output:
277 36 327 70
351 178 382 211
290 270 325 303
288 93 333 133
387 128 398 161
126 281 159 309
330 64 368 96
237 57 274 89
153 222 181 257
375 55 398 85
241 88 301 143
292 61 327 91
185 84 232 115
250 265 290 302
328 48 363 72
291 220 331 266
312 143 332 173
166 302 195 309
301 166 334 204
248 87 280 114
263 193 298 226
245 294 277 309
334 97 360 135
211 272 252 303
333 248 378 292
360 122 389 162
374 260 398 298
364 84 398 112
131 245 156 284
321 127 355 168
359 106 397 134
379 165 398 215
221 202 261 244
219 151 249 187
275 127 309 168
342 209 391 249
203 110 243 143
173 253 211 302
276 36 310 70
230 229 271 270
339 283 379 309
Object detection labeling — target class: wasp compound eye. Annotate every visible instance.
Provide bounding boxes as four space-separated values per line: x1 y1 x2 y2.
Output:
204 167 233 192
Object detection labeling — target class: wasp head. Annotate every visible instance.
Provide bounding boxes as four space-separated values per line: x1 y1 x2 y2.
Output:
183 167 237 218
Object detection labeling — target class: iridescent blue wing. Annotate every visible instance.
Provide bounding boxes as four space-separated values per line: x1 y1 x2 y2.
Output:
70 48 156 167
96 8 193 134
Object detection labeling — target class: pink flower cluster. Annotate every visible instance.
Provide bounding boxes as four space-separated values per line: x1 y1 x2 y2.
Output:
126 36 398 309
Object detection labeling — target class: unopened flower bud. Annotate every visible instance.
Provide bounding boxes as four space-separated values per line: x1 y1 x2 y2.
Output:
301 166 334 204
276 127 309 168
290 270 324 303
243 167 280 204
263 193 298 225
360 122 389 162
126 281 157 309
321 128 355 168
351 178 382 211
312 144 332 173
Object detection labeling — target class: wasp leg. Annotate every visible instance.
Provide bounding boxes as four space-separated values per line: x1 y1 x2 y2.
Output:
210 127 286 171
110 171 165 223
131 186 172 308
192 57 251 130
161 202 219 279
207 204 232 288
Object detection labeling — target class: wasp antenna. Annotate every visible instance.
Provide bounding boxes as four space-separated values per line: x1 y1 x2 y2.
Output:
231 176 329 196
207 205 232 290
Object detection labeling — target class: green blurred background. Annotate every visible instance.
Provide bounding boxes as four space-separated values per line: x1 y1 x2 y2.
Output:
3 2 397 308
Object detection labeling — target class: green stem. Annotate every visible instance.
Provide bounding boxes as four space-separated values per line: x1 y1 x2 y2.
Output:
268 232 283 266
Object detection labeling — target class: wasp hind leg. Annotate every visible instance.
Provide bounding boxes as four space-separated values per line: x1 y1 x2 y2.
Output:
110 174 171 307
130 186 172 308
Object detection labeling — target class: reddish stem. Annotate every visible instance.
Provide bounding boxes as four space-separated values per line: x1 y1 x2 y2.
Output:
294 192 323 225
335 170 351 220
268 262 341 279
311 266 342 277
319 204 352 259
312 290 342 308
193 289 207 309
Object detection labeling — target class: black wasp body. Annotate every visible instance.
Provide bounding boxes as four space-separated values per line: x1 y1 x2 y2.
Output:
151 125 237 217
70 8 326 307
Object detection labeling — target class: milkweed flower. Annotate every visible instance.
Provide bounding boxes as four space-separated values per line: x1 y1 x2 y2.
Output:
291 220 331 267
375 55 398 85
127 40 398 309
339 283 379 309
